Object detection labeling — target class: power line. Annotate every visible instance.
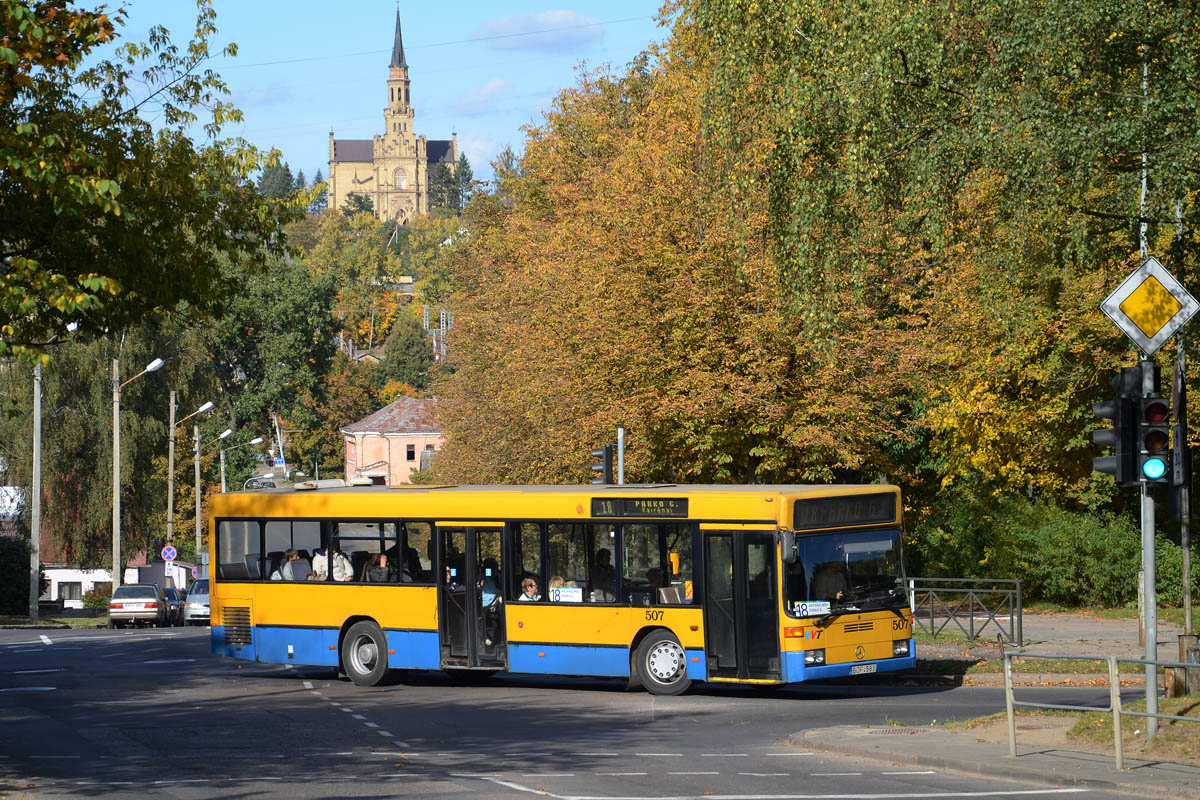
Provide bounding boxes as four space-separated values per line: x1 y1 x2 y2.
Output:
219 15 653 70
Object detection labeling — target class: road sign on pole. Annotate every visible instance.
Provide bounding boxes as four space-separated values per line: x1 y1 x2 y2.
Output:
1100 256 1198 356
161 545 177 562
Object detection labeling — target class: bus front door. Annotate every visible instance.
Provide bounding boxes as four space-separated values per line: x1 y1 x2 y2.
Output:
438 526 506 669
703 532 781 681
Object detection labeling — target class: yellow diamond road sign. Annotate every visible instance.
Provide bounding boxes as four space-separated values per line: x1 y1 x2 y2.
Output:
1101 256 1198 356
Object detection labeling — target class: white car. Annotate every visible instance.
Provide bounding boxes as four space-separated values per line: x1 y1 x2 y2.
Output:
182 579 209 626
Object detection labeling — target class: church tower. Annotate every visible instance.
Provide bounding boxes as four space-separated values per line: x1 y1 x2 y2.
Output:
385 13 414 142
327 11 459 222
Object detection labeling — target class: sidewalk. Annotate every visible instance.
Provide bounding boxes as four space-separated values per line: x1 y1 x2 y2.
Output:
801 724 1200 799
912 609 1185 685
809 611 1200 797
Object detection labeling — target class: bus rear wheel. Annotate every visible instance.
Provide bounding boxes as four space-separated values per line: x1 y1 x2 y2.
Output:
342 621 389 687
636 630 691 696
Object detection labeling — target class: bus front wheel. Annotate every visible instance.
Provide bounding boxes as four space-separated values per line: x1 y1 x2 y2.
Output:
342 621 389 687
635 630 691 696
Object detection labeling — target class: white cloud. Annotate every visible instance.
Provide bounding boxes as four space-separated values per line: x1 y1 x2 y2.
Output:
470 10 604 53
456 132 506 173
233 85 293 108
451 78 517 117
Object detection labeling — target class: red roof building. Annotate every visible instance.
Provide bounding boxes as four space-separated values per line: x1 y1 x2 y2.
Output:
340 396 442 485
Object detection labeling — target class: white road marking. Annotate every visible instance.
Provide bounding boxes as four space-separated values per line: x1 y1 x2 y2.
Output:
385 772 422 776
0 686 56 692
477 774 1089 799
352 714 366 720
702 753 748 757
573 752 619 756
524 774 576 777
766 752 813 757
635 753 682 757
303 681 314 689
668 772 718 776
812 772 862 776
596 772 648 776
739 773 789 777
883 771 938 775
365 722 380 728
39 635 53 645
13 668 63 674
12 649 41 653
31 755 79 759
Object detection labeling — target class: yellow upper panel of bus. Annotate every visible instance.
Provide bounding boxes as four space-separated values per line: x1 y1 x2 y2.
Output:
208 484 901 532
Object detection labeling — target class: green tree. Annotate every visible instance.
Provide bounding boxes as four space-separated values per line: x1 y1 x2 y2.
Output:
310 168 327 214
205 254 338 443
454 153 474 211
342 192 374 217
257 161 295 199
427 161 455 211
295 169 306 190
0 0 297 364
380 313 433 390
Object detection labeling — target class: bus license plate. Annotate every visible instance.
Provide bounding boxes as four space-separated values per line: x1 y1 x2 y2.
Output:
850 664 876 675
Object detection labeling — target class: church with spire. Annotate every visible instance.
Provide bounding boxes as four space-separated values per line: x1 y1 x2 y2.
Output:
327 11 458 222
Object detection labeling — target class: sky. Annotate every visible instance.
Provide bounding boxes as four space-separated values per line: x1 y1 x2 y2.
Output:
117 1 672 183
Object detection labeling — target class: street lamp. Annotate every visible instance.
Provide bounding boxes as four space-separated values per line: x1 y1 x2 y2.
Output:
220 436 265 492
112 356 163 589
167 396 213 546
194 426 232 576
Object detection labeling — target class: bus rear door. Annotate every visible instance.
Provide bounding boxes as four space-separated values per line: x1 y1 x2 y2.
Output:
437 525 506 669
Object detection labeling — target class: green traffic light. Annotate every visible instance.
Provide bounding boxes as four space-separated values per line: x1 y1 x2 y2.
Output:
1142 457 1168 480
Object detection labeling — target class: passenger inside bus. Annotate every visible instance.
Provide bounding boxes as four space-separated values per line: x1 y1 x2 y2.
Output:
813 561 849 601
589 548 616 602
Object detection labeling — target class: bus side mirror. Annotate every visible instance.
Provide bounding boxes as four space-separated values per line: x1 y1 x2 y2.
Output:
778 530 797 564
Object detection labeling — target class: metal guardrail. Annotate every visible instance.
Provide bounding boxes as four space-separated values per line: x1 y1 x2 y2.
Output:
908 577 1023 645
1001 645 1200 770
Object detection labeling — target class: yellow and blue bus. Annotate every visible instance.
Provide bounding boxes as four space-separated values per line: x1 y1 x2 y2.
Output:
209 484 914 694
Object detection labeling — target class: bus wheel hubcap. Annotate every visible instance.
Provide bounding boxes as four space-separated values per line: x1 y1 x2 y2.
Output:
647 641 683 682
352 637 377 672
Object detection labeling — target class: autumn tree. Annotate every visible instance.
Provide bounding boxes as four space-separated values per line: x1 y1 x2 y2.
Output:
0 0 297 364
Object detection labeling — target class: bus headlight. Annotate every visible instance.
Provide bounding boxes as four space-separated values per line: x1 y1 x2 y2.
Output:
804 649 826 666
893 640 910 657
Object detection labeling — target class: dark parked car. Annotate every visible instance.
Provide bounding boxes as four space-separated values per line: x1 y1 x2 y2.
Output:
162 587 184 626
108 584 169 628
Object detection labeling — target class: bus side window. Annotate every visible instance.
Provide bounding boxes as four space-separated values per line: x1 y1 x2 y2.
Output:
217 520 261 580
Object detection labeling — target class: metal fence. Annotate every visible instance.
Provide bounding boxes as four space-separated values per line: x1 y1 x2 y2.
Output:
1002 646 1200 770
908 577 1023 645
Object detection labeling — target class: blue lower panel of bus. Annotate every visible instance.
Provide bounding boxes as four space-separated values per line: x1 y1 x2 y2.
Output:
508 643 630 677
213 625 440 670
507 643 706 680
782 645 915 682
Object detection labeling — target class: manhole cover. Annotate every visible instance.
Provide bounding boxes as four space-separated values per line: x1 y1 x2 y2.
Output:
868 728 926 735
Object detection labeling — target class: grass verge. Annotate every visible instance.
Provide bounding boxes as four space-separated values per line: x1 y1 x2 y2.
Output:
0 611 106 629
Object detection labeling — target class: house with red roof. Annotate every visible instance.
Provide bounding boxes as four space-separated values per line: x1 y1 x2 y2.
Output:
340 396 442 485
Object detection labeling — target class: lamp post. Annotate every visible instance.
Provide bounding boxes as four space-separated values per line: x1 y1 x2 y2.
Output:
112 356 163 589
195 426 232 576
220 437 264 492
167 396 213 546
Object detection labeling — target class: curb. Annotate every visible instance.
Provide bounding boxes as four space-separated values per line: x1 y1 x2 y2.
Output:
0 624 70 630
798 727 1187 800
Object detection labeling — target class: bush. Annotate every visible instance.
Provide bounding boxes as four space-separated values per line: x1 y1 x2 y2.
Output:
910 490 1150 607
82 588 111 610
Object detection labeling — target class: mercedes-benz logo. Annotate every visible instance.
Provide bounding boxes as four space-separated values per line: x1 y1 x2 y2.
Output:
854 645 865 660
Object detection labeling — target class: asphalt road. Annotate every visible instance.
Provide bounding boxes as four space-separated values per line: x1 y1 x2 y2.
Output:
0 626 1142 799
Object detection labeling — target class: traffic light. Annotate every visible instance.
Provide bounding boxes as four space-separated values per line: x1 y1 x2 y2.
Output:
591 444 614 485
1092 366 1139 486
1137 364 1171 484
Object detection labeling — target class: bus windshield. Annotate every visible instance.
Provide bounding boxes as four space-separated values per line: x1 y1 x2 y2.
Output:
784 528 904 617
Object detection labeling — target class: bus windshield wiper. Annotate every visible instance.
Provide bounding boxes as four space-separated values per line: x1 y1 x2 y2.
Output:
815 606 861 626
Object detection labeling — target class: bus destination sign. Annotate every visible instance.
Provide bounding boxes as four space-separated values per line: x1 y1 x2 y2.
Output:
591 497 688 518
792 492 897 530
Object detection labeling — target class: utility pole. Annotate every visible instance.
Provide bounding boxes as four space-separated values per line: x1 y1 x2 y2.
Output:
29 364 41 625
167 391 175 544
